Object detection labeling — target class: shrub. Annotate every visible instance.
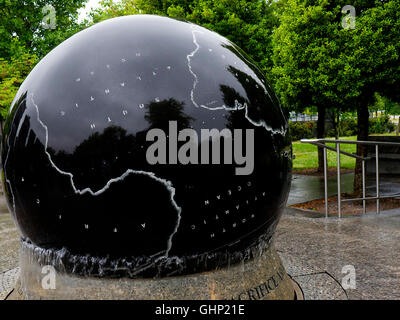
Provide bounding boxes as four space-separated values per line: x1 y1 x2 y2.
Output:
289 115 395 141
340 118 358 137
326 118 358 137
289 121 316 141
369 115 396 134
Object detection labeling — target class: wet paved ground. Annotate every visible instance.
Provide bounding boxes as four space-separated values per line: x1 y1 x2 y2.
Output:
1 175 400 299
288 173 354 205
0 214 19 275
284 174 400 299
0 184 19 300
288 173 400 205
276 208 400 300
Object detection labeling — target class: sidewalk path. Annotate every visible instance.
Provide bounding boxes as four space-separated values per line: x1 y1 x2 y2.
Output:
276 208 400 300
0 213 19 299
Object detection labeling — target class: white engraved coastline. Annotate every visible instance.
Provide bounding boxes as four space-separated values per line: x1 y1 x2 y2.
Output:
2 94 181 261
187 24 288 136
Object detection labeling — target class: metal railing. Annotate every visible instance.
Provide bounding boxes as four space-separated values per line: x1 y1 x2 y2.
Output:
300 139 400 218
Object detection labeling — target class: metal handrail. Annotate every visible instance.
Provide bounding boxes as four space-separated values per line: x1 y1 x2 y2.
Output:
300 139 400 218
302 139 400 146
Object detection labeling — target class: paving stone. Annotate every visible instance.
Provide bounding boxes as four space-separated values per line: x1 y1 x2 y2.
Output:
0 213 19 275
276 208 400 300
293 273 347 300
0 267 19 300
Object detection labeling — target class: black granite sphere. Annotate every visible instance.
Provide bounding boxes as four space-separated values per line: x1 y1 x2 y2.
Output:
1 15 291 278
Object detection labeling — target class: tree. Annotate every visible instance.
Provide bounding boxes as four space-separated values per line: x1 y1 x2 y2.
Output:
0 1 88 119
371 93 400 116
89 0 140 23
347 0 400 195
272 0 355 172
0 0 89 59
185 0 278 76
0 49 38 122
272 0 400 195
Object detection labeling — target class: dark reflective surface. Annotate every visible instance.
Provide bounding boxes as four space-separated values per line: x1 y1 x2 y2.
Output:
1 15 291 278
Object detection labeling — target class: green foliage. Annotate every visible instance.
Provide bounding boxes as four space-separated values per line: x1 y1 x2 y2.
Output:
272 0 360 114
0 52 38 119
272 0 400 119
289 121 316 141
0 0 89 59
293 116 395 140
90 0 140 23
356 0 400 104
186 0 277 75
369 115 396 134
325 115 395 137
371 93 400 115
0 1 88 119
327 117 358 138
340 117 357 137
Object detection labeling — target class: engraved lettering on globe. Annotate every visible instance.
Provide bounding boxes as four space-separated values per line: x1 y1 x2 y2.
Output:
1 15 291 278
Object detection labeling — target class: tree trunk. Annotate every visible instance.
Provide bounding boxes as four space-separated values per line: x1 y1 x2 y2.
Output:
354 102 370 197
329 110 338 140
317 105 326 173
336 110 340 139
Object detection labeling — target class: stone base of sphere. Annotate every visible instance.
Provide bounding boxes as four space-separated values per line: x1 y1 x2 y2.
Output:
8 242 300 300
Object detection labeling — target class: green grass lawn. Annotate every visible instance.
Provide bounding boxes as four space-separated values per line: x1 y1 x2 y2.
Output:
293 133 397 171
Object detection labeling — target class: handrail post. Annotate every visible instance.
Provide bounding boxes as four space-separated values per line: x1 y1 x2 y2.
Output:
376 145 380 214
362 159 366 215
324 146 328 218
337 143 341 219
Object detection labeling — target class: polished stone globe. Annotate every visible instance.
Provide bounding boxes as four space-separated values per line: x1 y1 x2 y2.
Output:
1 15 291 278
